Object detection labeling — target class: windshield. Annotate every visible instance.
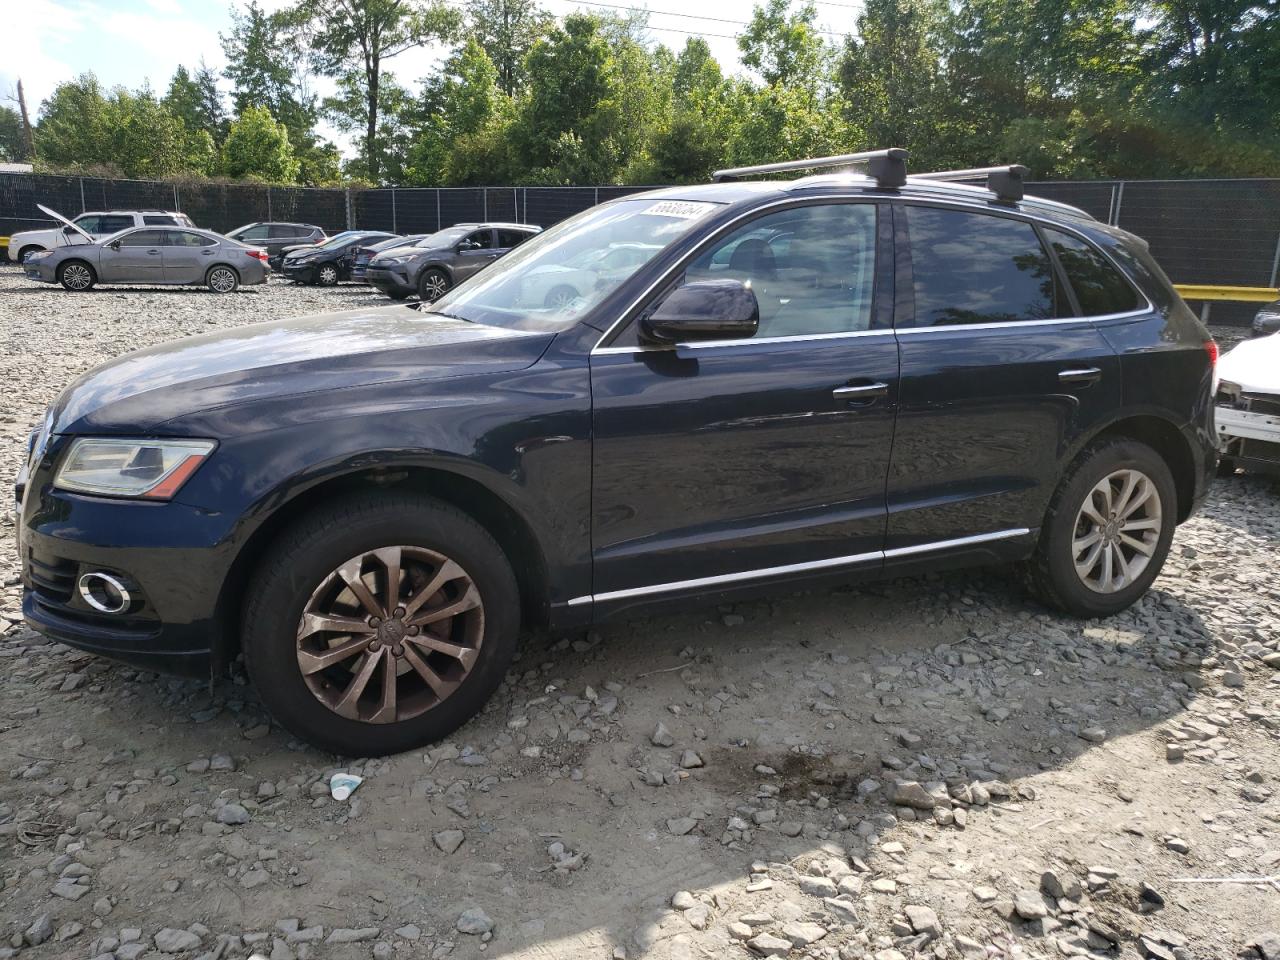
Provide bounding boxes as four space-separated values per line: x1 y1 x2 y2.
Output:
313 231 359 250
423 199 722 331
416 226 471 248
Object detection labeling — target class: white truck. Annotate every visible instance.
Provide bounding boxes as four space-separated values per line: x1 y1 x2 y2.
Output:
8 205 195 264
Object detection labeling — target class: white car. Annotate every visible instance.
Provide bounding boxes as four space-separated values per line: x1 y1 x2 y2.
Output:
517 242 659 309
8 205 195 264
1216 331 1280 476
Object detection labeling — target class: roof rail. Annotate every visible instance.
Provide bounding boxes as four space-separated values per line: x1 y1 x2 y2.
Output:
713 148 908 189
914 165 1030 203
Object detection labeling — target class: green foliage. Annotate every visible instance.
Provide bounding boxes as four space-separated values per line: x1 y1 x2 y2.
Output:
466 0 552 95
220 105 301 182
738 0 829 89
0 107 25 163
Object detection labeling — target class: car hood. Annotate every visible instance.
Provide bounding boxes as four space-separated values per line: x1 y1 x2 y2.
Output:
49 306 555 434
1218 332 1280 395
372 244 431 261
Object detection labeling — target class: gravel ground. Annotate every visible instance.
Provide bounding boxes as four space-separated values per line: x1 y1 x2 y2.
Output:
0 268 1278 960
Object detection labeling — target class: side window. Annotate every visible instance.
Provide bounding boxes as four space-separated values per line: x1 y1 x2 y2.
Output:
117 230 166 247
1043 228 1141 316
465 230 494 250
675 203 877 338
904 206 1067 326
144 215 178 226
73 215 101 234
239 225 270 240
268 225 296 239
99 215 136 234
167 231 216 247
496 229 530 248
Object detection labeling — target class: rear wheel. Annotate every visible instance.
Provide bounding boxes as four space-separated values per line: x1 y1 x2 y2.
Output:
317 263 339 286
58 260 96 291
1026 439 1176 618
418 268 450 302
241 493 520 756
207 265 239 293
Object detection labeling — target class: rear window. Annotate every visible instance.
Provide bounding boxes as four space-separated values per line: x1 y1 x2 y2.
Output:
1044 228 1141 316
497 229 533 248
905 206 1067 326
269 225 298 239
167 230 217 247
144 215 179 226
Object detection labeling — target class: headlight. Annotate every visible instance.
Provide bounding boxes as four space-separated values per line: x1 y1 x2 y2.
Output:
27 251 52 261
378 256 412 265
55 438 215 499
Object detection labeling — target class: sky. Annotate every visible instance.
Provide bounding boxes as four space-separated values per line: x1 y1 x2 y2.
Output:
3 0 863 155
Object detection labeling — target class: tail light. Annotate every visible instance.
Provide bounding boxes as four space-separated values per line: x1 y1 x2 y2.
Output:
246 249 270 262
1203 340 1218 368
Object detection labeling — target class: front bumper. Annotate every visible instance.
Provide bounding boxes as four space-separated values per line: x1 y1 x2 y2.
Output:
17 452 235 677
1218 403 1280 473
24 260 56 283
366 266 414 296
282 261 318 283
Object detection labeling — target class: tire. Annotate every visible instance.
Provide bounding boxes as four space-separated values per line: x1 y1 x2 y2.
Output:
544 285 579 309
418 268 450 302
207 265 239 294
385 289 411 301
317 264 339 286
241 493 520 756
18 245 45 265
57 260 96 291
1025 438 1177 618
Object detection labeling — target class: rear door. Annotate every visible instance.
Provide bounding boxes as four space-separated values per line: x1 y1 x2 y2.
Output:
162 230 219 283
588 200 898 610
99 229 166 283
885 202 1124 552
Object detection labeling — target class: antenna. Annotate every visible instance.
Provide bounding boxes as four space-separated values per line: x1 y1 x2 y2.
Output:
713 149 909 189
914 165 1030 203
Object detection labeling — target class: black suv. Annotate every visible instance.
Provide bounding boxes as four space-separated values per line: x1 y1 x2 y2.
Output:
16 151 1216 756
225 222 326 271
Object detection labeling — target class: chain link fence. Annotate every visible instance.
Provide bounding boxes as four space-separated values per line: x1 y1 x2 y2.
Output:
4 172 1277 323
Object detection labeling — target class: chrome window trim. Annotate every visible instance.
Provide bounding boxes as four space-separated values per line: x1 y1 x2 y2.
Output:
589 192 1154 354
567 527 1031 606
593 327 896 356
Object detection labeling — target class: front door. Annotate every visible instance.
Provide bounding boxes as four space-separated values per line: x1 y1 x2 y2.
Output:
162 230 219 283
454 229 498 282
99 229 166 283
886 202 1123 550
588 201 898 608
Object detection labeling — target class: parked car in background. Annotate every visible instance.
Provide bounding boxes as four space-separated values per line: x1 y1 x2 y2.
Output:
366 222 541 301
23 215 268 292
1216 330 1280 475
1252 300 1280 337
351 234 432 282
9 206 196 264
281 231 395 285
516 242 659 309
226 222 326 271
15 151 1217 755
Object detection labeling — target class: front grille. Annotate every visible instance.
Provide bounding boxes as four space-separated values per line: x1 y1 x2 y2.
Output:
27 552 77 604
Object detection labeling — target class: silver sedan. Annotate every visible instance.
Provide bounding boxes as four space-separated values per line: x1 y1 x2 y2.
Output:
22 227 270 293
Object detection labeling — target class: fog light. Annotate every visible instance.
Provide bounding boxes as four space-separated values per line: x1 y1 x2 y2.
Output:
78 572 132 614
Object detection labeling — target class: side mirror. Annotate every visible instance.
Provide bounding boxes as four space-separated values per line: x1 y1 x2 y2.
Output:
457 240 477 252
640 279 760 344
108 240 121 251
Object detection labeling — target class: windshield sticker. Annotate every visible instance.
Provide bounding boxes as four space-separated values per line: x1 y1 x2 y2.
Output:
644 200 718 220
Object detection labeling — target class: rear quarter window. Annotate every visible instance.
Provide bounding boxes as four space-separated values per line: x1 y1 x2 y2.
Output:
1043 228 1141 316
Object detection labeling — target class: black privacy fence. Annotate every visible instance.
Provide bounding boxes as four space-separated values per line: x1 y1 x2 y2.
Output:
4 172 1278 323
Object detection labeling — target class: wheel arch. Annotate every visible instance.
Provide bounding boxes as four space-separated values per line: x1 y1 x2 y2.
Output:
57 257 97 283
206 262 241 282
17 244 47 261
213 463 550 672
1075 414 1199 522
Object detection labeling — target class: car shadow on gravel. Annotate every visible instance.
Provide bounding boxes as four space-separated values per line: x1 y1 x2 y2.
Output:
4 557 1233 959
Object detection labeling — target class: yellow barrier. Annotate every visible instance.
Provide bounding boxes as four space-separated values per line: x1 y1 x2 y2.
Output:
1174 284 1278 303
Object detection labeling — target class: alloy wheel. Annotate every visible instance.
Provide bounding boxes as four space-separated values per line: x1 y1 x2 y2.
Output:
295 545 484 724
62 264 92 290
420 272 448 300
209 267 236 293
1071 468 1162 594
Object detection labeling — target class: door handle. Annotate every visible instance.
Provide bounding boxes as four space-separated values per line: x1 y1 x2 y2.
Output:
201 250 214 255
833 381 890 403
147 249 160 255
1058 367 1102 385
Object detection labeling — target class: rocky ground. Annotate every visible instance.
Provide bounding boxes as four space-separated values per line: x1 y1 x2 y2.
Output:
0 270 1277 960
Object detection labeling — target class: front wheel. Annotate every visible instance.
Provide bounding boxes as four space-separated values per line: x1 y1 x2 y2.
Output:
1026 439 1177 618
317 264 339 286
418 268 450 302
207 265 239 294
241 494 520 756
58 261 96 291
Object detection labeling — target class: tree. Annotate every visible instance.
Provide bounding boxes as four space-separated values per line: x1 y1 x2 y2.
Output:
738 0 829 89
0 107 26 163
298 0 461 181
33 74 110 171
465 0 551 95
221 105 301 181
164 64 228 144
644 39 737 182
